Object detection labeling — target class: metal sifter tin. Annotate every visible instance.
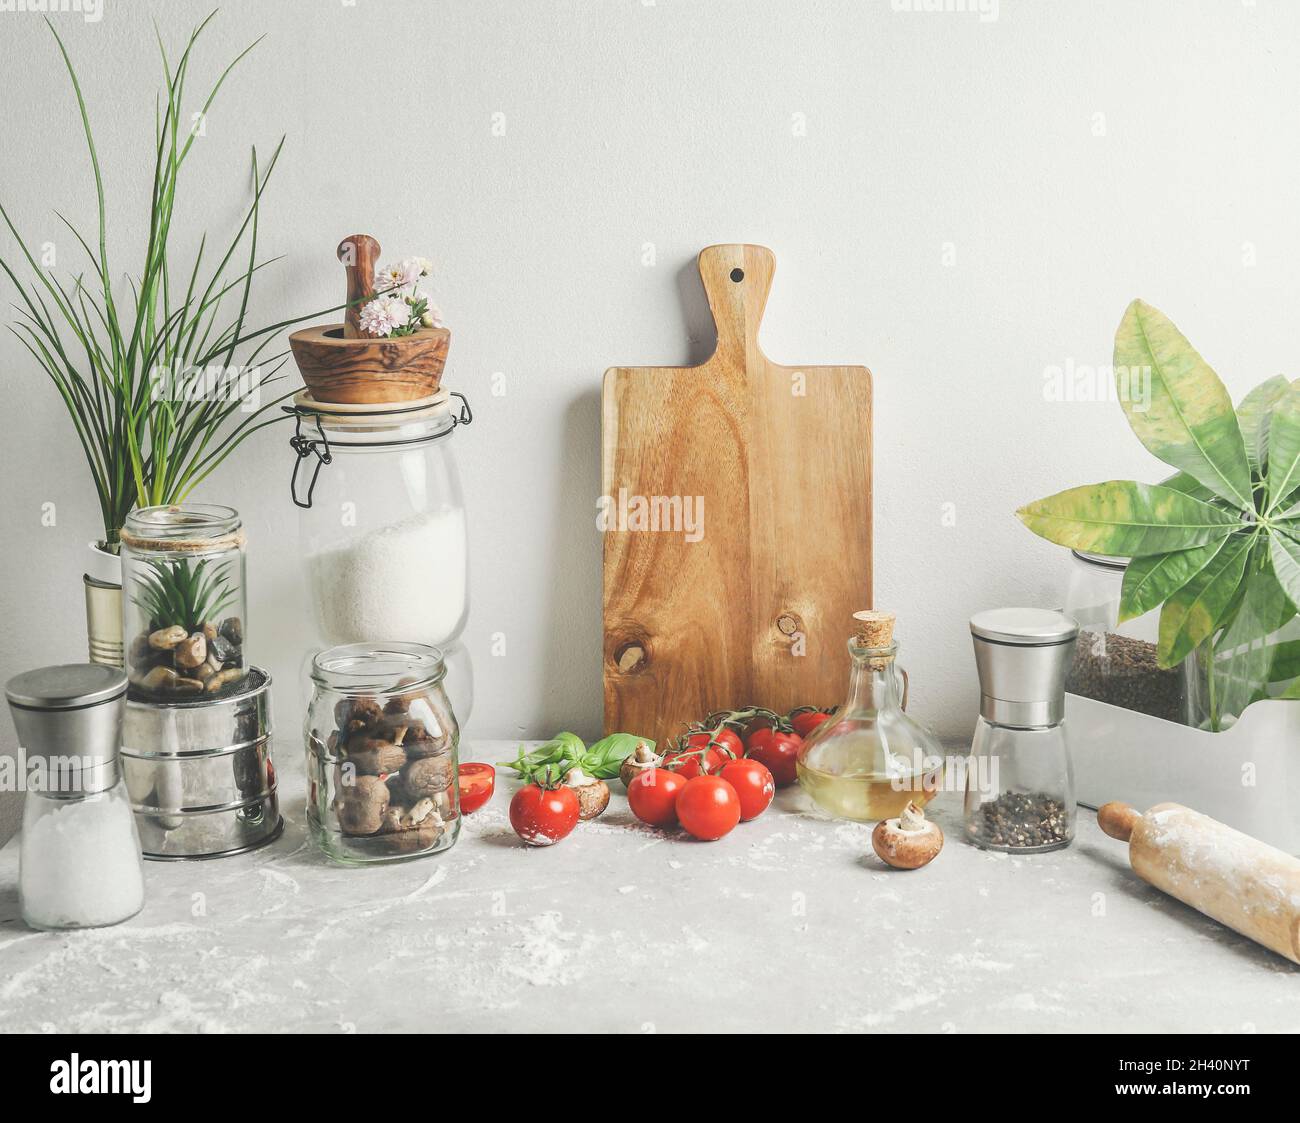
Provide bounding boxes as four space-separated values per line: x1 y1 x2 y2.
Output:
120 665 282 860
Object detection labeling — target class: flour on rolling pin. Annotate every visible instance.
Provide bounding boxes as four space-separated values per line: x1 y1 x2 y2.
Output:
1099 800 1300 965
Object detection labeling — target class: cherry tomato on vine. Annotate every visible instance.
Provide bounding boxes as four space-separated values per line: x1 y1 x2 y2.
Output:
676 775 741 841
509 783 579 846
719 758 775 821
687 727 744 760
627 768 688 827
662 745 724 780
790 710 833 738
457 763 496 814
745 727 803 787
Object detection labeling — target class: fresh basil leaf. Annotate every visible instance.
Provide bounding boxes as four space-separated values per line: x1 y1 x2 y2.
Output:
581 733 653 778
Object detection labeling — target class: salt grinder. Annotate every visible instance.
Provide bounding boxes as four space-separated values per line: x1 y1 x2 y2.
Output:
5 664 145 929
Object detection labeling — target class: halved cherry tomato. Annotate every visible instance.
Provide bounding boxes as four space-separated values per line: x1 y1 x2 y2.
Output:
627 768 687 827
790 710 833 738
509 784 579 846
745 728 803 787
457 763 495 814
676 775 741 841
719 758 775 821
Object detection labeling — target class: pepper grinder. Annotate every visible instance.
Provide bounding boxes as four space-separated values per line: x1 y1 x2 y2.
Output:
964 608 1079 853
5 664 145 930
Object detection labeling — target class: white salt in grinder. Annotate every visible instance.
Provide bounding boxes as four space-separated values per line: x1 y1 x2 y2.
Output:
964 608 1079 853
5 664 145 930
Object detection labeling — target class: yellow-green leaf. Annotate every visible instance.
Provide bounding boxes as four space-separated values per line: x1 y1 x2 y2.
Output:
1266 381 1300 513
1236 375 1291 478
1114 300 1252 510
1016 481 1241 557
1267 526 1300 614
1157 533 1253 667
1118 541 1226 623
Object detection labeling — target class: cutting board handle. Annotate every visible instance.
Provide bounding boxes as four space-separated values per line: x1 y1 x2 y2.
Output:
698 244 775 361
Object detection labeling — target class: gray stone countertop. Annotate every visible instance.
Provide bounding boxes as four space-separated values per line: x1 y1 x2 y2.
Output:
1 741 1296 1033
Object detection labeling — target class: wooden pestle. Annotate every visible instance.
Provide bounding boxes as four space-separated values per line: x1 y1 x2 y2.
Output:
1099 801 1300 965
337 234 381 339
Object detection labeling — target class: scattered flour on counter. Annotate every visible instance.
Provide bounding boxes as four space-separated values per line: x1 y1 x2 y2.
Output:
308 509 468 646
502 912 597 987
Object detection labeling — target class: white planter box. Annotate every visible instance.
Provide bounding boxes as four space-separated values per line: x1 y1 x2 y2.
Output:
1068 693 1300 854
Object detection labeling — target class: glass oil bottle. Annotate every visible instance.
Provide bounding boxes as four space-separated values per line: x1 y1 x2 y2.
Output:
796 611 945 821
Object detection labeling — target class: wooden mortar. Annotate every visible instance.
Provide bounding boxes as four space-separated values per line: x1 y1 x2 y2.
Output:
289 234 450 405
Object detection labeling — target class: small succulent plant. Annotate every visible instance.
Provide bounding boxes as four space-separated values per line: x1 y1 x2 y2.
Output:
132 556 236 635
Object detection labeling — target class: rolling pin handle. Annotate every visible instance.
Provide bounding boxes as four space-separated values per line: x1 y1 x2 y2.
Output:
1097 801 1139 842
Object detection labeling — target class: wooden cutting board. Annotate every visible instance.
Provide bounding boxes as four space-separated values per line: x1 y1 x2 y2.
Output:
602 244 872 746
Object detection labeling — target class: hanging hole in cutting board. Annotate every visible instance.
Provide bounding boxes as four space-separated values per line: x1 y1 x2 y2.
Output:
730 268 744 283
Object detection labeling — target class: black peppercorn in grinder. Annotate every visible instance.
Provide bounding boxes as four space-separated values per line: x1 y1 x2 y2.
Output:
964 608 1079 853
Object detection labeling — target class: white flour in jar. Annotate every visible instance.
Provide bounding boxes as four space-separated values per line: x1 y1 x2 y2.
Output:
308 509 468 646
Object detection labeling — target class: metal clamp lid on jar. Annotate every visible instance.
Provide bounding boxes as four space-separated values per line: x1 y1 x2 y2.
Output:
970 607 1079 729
285 393 473 509
4 664 128 796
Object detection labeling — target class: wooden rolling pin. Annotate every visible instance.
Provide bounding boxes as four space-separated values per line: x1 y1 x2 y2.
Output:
1099 801 1300 965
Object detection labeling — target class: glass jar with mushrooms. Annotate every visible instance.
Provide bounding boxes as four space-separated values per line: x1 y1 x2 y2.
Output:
305 642 460 864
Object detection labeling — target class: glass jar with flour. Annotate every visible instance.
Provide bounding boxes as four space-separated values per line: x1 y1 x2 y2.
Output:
287 392 474 720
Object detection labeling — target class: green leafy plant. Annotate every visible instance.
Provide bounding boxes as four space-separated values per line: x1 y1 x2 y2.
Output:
1018 299 1300 730
500 732 653 782
132 556 236 633
0 14 336 549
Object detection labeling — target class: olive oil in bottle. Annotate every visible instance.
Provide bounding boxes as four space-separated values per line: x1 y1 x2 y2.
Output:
795 611 945 822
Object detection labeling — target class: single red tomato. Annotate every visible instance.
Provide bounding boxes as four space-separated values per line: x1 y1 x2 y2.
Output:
790 710 832 738
676 775 741 841
627 768 687 827
457 763 496 814
662 744 724 780
745 728 803 787
719 758 775 821
509 783 579 846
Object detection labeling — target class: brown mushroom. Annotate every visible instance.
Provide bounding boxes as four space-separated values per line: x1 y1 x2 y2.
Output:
871 802 944 870
345 737 408 776
619 741 663 790
571 776 611 820
402 754 455 797
335 696 383 733
336 774 390 836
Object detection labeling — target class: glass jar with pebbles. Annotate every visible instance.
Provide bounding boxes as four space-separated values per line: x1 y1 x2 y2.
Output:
119 505 248 704
1064 551 1183 723
965 608 1078 853
287 393 474 721
305 642 461 865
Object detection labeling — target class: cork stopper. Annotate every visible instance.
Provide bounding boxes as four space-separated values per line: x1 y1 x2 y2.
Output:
852 610 895 649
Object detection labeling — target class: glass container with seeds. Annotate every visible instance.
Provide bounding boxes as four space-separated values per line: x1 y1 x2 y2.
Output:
1064 551 1184 723
119 505 249 703
964 608 1078 853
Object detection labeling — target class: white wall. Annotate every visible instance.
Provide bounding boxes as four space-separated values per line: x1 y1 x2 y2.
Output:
3 0 1298 841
